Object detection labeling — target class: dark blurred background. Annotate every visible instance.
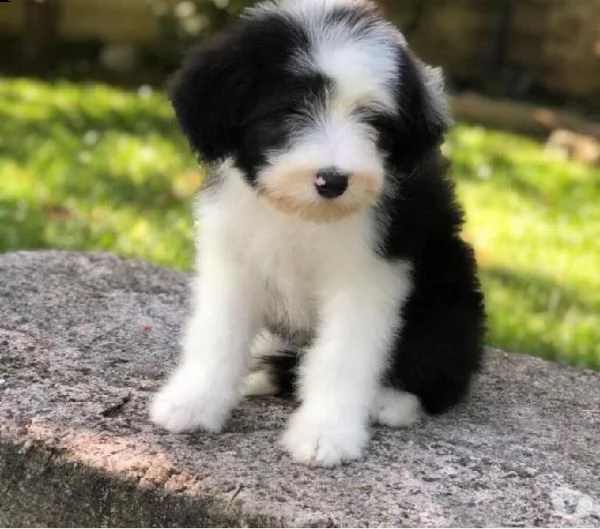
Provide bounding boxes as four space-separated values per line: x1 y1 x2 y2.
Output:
1 0 599 113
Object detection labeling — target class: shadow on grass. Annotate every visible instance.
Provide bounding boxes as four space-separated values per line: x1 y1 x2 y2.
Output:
0 196 114 255
0 199 52 252
0 196 195 270
481 265 599 369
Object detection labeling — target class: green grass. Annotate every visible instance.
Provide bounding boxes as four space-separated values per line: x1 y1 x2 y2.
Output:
0 79 198 268
444 128 599 369
1 78 598 370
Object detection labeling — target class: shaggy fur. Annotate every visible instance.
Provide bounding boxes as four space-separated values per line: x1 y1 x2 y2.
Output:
150 0 486 467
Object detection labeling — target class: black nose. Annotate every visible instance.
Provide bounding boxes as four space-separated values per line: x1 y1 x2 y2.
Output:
315 168 349 199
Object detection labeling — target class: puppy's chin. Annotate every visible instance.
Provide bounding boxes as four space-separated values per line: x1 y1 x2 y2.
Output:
257 166 383 223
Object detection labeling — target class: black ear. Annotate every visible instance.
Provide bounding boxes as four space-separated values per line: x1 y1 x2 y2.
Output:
169 29 256 162
393 49 451 162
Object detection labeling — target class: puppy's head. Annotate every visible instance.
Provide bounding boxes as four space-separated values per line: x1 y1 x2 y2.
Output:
172 0 450 222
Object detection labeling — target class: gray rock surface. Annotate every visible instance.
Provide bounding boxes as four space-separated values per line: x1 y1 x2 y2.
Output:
0 251 598 527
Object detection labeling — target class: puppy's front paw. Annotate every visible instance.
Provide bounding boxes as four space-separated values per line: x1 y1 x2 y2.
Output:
281 407 368 467
150 365 235 433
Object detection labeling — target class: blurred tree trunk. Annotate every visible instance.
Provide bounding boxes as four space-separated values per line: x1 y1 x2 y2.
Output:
22 0 60 74
377 0 426 39
377 0 402 20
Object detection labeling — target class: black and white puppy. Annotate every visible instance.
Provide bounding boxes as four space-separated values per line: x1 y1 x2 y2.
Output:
151 0 486 467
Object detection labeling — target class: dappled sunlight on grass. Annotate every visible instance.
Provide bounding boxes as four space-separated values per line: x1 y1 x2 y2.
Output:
446 125 599 369
0 78 199 269
1 79 598 369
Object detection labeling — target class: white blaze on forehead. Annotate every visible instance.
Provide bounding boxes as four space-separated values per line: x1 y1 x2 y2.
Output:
313 37 399 113
295 2 401 113
249 0 403 114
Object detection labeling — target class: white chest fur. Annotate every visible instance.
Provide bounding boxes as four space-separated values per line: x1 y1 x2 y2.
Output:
195 168 400 334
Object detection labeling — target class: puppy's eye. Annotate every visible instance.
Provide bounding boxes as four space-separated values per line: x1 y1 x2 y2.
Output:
353 106 381 122
243 104 304 127
269 105 306 120
283 107 307 120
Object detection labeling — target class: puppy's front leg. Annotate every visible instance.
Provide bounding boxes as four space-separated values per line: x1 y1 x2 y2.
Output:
282 260 411 466
151 248 259 433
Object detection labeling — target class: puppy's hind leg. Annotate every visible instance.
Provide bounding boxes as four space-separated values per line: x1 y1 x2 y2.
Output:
242 329 300 397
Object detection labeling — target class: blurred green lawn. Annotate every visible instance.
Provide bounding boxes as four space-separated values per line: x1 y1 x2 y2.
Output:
1 78 598 370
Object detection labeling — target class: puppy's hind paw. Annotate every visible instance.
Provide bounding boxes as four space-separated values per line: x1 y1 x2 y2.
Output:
371 388 420 428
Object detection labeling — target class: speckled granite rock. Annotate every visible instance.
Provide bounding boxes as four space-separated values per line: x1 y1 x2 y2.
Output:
0 251 598 527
